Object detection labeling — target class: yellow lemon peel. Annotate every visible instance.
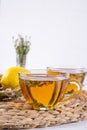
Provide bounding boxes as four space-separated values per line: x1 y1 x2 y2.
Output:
1 66 31 90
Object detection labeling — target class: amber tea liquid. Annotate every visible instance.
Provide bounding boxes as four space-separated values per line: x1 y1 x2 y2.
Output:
19 76 68 110
47 68 86 93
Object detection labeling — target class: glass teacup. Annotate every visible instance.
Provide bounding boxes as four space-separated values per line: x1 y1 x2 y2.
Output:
47 67 87 93
19 70 81 110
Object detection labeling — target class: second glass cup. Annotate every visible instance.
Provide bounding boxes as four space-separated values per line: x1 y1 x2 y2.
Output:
47 67 87 93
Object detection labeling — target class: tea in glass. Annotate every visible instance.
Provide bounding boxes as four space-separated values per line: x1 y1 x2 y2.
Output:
19 73 81 110
47 67 86 93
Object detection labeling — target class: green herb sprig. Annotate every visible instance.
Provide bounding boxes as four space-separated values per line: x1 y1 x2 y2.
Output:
13 34 31 67
13 34 31 55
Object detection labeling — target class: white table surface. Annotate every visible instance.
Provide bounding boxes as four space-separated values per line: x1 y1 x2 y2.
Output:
23 120 87 130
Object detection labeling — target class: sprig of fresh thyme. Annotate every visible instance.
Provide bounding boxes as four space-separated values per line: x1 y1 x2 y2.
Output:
13 34 31 67
13 34 31 55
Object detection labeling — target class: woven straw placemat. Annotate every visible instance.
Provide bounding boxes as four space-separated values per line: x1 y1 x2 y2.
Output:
0 90 87 129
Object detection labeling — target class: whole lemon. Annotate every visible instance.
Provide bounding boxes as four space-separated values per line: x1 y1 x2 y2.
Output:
1 66 31 90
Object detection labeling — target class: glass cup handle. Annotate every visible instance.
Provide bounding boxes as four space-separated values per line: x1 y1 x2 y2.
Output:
62 79 82 102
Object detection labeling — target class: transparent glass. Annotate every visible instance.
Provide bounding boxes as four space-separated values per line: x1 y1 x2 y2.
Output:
19 71 81 110
47 67 87 93
16 54 26 68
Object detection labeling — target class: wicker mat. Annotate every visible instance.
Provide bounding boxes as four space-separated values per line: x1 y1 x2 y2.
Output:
0 90 87 129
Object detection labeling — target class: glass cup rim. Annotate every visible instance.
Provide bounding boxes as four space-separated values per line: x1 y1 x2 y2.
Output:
47 67 87 74
19 72 69 81
29 69 47 74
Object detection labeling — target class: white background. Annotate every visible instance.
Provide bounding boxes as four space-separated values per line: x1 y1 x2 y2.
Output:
0 1 87 129
0 0 87 72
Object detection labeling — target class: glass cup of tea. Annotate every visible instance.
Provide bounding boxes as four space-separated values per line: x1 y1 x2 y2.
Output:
19 70 82 110
47 67 87 93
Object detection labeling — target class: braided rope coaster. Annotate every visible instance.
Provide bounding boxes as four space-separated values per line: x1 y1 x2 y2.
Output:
0 90 87 129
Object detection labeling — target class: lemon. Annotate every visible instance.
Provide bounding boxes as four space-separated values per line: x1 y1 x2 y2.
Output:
1 66 31 90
